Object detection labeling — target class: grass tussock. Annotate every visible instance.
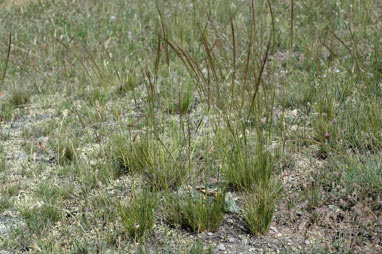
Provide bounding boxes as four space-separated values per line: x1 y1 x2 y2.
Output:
165 190 226 233
118 189 157 241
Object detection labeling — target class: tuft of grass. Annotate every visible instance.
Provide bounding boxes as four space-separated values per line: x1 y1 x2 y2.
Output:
118 189 157 241
109 133 189 190
0 196 11 214
116 71 139 95
24 202 62 232
218 125 278 193
189 239 212 254
162 82 194 115
0 155 6 172
50 134 78 165
331 155 382 200
243 180 281 236
165 189 225 233
109 133 150 176
7 86 32 108
0 102 14 122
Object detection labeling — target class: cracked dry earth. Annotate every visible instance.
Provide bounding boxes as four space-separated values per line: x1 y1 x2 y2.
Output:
0 94 381 254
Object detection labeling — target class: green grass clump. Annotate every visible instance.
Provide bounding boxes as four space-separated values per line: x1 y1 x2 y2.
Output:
189 240 212 254
162 82 194 115
224 141 276 192
9 89 31 107
331 155 382 200
57 138 77 165
118 189 157 241
110 134 150 176
0 103 14 122
20 205 62 235
243 180 281 236
165 190 225 233
110 133 189 190
19 183 65 236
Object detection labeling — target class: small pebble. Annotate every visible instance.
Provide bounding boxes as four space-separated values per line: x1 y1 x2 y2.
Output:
305 240 311 245
15 152 28 161
270 226 279 233
228 237 235 243
217 243 225 251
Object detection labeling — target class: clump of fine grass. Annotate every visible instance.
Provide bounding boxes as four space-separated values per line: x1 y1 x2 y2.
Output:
0 103 13 122
20 204 62 236
189 240 212 254
162 82 194 115
0 141 7 177
50 134 78 165
165 190 226 233
7 87 32 108
118 189 157 241
116 71 139 95
19 183 65 236
225 142 276 191
109 133 150 176
0 87 32 121
243 180 281 236
109 133 189 190
331 155 382 200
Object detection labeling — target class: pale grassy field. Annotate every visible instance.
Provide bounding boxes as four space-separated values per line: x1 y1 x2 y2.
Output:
0 0 382 253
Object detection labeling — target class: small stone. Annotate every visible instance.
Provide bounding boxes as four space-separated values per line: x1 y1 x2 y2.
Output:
270 226 279 233
15 152 28 161
249 248 256 252
228 237 235 243
224 192 240 214
276 233 282 238
217 243 225 251
207 232 214 236
305 240 311 245
0 224 8 234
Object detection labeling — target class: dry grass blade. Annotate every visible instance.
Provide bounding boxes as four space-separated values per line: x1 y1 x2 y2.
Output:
246 0 274 121
82 45 104 80
290 0 294 51
329 29 361 75
156 1 169 67
230 8 236 110
160 35 208 98
55 38 95 86
0 32 11 94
